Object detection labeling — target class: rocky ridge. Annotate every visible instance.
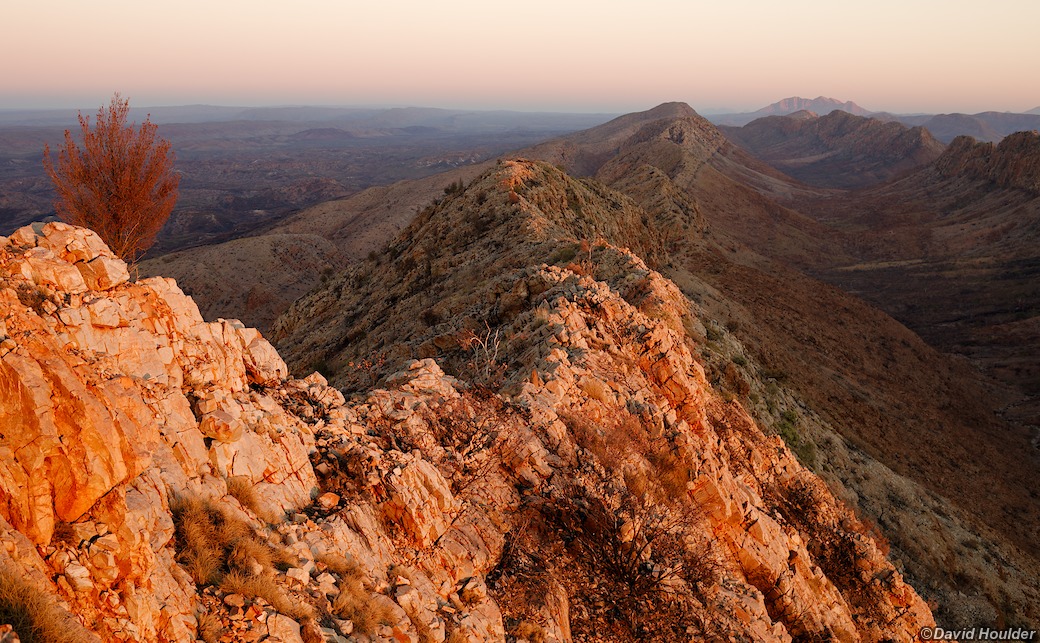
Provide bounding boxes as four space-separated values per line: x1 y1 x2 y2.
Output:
276 153 1040 631
276 159 941 639
1 213 935 642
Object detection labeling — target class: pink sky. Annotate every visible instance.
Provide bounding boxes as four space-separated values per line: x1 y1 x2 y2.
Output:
4 0 1038 114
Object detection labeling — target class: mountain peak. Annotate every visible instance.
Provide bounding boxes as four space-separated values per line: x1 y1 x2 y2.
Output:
759 96 871 117
708 96 872 126
643 101 698 119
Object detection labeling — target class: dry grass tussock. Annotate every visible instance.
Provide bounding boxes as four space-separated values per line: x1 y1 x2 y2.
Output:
226 476 282 524
564 410 694 501
0 564 95 643
170 494 313 621
329 559 395 635
196 612 222 643
511 620 547 643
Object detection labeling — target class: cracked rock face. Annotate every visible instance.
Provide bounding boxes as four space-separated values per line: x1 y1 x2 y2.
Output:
1 223 316 642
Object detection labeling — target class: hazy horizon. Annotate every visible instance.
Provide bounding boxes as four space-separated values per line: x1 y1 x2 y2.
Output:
3 0 1038 115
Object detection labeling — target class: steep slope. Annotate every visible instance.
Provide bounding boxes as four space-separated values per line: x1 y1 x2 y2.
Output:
720 111 945 188
2 221 937 641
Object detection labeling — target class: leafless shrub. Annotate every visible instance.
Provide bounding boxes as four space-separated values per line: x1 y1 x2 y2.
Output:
775 477 894 620
346 351 388 388
563 411 693 501
550 484 714 600
458 321 507 387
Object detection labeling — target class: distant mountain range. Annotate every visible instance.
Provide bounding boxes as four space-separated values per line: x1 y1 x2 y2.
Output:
876 110 1040 143
708 96 1040 143
710 96 872 126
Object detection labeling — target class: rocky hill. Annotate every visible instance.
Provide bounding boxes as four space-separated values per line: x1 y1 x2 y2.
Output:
523 104 841 269
0 223 944 638
720 111 945 188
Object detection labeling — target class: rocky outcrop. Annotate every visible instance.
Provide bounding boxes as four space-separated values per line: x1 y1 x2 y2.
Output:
935 130 1040 194
1 222 319 641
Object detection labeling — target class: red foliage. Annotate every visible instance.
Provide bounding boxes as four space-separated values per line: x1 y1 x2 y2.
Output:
43 93 178 262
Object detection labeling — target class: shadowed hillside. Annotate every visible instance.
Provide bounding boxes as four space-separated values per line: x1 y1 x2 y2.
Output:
793 130 1040 427
720 110 945 188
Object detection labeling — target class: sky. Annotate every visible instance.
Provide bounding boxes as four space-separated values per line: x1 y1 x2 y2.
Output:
3 0 1038 115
